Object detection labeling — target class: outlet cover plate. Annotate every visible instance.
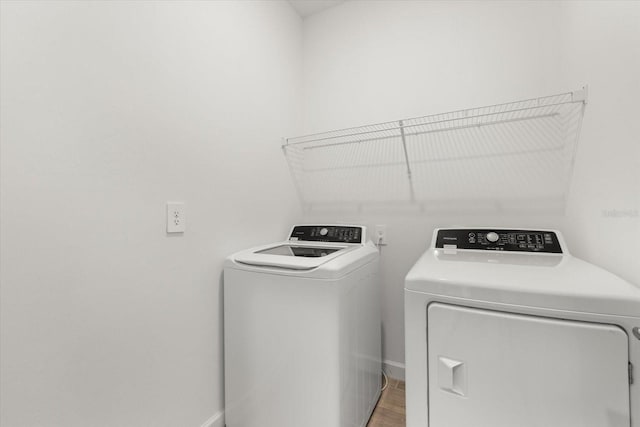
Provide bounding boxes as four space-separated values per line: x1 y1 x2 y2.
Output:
167 202 185 233
375 224 387 244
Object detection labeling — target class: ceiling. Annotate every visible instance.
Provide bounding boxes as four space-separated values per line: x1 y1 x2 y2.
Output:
288 0 346 18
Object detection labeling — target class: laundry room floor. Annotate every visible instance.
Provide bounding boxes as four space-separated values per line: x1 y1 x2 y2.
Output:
367 378 406 426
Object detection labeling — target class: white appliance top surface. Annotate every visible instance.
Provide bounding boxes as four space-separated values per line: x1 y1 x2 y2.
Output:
233 241 353 269
226 240 378 279
225 225 377 279
405 228 640 317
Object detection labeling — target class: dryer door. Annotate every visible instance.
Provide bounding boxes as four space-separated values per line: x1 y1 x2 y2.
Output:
427 303 630 427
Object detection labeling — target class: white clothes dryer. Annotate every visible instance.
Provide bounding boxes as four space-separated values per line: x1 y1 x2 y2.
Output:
405 227 640 427
224 225 381 427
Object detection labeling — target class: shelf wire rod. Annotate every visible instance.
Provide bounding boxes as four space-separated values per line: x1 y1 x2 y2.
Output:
562 102 586 209
497 119 531 194
303 111 560 152
284 119 399 146
511 111 561 191
302 132 402 151
403 111 560 140
285 92 570 145
301 140 566 174
282 140 308 206
286 98 574 147
399 120 415 202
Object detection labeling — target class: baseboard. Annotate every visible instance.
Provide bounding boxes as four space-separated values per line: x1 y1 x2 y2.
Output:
383 359 405 381
200 410 224 427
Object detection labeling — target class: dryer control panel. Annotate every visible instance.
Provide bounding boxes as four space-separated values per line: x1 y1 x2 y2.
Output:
435 229 562 253
289 225 363 244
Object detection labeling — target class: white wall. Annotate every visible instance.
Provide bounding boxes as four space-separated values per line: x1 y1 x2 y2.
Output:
301 0 640 376
559 1 640 290
0 2 302 426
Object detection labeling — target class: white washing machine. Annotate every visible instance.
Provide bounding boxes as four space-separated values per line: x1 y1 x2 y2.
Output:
405 227 640 427
224 225 381 427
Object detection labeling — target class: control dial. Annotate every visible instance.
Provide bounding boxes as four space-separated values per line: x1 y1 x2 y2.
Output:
319 228 329 236
486 231 500 243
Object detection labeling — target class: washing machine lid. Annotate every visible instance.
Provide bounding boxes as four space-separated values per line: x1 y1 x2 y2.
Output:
405 227 640 317
233 241 357 270
226 224 377 276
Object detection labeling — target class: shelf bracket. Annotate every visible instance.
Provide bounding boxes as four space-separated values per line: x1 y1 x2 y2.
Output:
572 85 589 104
399 120 415 202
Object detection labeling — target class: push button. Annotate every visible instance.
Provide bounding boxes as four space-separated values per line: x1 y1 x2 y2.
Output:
486 232 499 243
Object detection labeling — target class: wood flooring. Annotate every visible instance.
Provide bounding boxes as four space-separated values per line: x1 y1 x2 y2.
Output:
367 378 406 427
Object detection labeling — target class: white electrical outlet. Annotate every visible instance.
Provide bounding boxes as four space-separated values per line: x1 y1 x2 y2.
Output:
167 202 186 233
375 224 387 245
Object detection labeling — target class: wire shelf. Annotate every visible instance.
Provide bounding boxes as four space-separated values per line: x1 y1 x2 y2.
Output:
283 88 587 213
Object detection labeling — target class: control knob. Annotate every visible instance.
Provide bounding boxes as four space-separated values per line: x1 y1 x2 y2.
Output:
319 228 329 236
486 231 500 243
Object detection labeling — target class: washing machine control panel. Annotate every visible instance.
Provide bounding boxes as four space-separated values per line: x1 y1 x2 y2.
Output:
435 229 562 253
289 225 363 244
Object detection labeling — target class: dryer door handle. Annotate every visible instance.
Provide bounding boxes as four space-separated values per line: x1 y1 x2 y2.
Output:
437 356 467 397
